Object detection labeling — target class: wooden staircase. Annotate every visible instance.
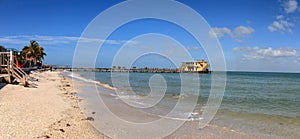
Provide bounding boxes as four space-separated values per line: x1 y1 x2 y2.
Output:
0 52 29 87
6 62 29 87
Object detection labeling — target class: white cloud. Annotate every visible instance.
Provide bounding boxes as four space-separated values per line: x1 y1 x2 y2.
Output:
233 26 254 38
186 46 202 51
276 15 284 20
268 0 299 33
283 0 298 14
209 26 254 41
234 39 243 43
233 46 297 60
268 18 294 33
0 35 136 46
209 27 231 38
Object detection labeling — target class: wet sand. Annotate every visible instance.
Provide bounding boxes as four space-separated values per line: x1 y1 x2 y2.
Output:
0 71 107 138
72 73 255 139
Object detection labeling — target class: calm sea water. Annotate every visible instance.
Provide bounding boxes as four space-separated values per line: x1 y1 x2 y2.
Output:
73 71 300 138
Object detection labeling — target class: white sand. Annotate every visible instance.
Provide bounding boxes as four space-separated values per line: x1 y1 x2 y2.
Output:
0 71 106 138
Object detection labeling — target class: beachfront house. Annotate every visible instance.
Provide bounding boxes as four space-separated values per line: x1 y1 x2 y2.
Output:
0 49 29 86
180 60 210 73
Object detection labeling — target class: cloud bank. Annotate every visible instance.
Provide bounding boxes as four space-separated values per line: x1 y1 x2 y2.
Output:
209 26 254 42
268 15 294 33
283 0 298 13
268 0 299 33
233 46 297 60
0 35 136 46
209 27 231 38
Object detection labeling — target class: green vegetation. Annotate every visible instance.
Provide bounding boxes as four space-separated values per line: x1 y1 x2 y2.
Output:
21 40 47 67
0 45 6 52
0 40 46 68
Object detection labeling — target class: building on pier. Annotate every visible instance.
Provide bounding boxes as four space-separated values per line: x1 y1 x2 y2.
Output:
180 60 210 73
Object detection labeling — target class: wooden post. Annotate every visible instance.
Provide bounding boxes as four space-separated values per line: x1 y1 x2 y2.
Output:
7 57 11 84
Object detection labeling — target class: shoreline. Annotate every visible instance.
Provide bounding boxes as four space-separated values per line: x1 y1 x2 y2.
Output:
70 71 255 139
72 70 300 139
1 70 299 138
0 70 106 138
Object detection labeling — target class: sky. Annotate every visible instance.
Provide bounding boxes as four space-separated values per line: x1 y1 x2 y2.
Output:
0 0 300 72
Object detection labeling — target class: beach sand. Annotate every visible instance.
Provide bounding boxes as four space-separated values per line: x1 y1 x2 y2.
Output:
0 71 106 138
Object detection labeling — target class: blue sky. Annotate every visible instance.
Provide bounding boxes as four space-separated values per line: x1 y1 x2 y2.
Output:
0 0 300 72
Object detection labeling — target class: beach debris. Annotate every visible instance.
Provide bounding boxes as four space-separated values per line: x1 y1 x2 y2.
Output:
188 112 199 121
44 135 50 138
29 77 39 82
83 117 94 121
66 123 71 127
69 92 77 95
59 129 65 133
92 112 96 114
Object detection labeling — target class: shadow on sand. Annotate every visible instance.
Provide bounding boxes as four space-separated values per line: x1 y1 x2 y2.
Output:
0 83 7 90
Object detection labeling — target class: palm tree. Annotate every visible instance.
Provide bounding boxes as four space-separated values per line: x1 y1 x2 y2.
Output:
21 40 46 67
0 45 6 52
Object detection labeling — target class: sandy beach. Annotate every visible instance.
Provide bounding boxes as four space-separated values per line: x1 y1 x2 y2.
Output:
0 71 106 138
0 70 250 139
1 70 298 139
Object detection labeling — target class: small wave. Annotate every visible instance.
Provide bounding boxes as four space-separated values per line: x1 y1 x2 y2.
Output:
155 112 203 122
66 71 117 91
68 71 158 108
109 93 118 97
95 82 117 90
118 95 142 100
172 94 189 99
157 114 202 121
67 72 95 83
188 112 199 119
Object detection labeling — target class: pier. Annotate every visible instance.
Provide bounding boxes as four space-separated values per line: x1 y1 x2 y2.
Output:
54 67 211 73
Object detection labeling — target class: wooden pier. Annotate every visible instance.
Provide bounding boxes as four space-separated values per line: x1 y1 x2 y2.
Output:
54 67 211 73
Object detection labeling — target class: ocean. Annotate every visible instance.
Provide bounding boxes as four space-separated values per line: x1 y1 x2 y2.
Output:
68 71 300 138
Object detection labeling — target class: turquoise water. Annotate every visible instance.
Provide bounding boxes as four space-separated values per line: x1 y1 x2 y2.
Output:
76 71 300 118
73 71 300 138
